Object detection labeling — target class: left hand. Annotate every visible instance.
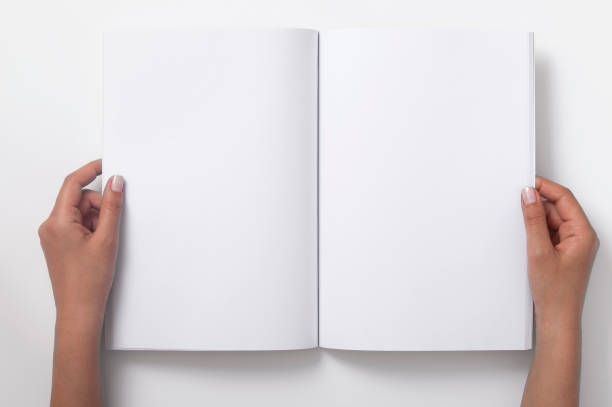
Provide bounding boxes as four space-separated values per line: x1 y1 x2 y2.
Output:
38 159 125 331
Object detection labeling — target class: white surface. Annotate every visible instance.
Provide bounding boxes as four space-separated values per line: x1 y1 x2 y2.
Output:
1 0 611 405
103 29 318 350
319 29 533 350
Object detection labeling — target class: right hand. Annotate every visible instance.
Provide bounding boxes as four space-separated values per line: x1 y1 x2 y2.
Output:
521 177 599 336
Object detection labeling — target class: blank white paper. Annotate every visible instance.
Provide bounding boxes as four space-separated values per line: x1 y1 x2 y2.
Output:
319 29 534 350
103 29 318 350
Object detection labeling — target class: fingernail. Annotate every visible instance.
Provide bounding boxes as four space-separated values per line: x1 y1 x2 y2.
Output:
522 186 536 205
111 175 124 192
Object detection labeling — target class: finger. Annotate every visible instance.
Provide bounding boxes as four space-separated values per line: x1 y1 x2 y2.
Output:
83 210 100 232
550 229 561 246
521 186 554 259
92 213 99 231
78 190 102 216
536 177 589 224
94 175 125 246
53 159 102 214
543 201 563 231
543 201 563 245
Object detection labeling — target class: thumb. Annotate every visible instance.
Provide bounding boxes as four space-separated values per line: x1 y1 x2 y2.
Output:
95 175 125 245
521 186 553 259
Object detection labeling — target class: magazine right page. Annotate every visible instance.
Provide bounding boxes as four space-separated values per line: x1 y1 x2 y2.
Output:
318 29 534 350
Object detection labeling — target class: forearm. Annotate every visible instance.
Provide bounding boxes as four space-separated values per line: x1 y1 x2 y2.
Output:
51 316 103 407
521 315 582 407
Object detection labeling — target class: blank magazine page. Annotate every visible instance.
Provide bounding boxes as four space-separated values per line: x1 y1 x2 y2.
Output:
103 29 318 350
319 29 534 350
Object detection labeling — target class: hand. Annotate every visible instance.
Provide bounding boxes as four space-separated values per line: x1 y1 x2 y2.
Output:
521 177 599 333
39 160 124 407
39 159 124 331
521 176 599 407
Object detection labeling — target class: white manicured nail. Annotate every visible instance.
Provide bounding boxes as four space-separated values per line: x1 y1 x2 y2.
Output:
521 186 536 205
111 175 124 192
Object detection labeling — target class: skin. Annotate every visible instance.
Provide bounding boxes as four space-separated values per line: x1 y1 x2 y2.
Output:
520 177 599 407
39 162 598 407
39 160 124 407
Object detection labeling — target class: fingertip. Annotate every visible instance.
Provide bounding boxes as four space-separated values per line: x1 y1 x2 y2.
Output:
95 175 125 241
104 175 125 194
87 159 103 176
110 175 125 193
535 176 543 189
521 186 537 206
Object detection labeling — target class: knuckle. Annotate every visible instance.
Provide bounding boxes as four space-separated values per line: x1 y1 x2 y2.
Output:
37 221 48 239
584 228 599 249
38 218 58 240
530 244 552 261
103 198 123 213
561 186 575 200
525 211 546 228
97 233 117 249
63 173 76 185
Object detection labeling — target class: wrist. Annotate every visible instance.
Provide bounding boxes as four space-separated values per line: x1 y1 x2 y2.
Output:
55 310 105 338
535 306 582 347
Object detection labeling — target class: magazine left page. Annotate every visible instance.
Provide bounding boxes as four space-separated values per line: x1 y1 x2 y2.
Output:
103 29 319 350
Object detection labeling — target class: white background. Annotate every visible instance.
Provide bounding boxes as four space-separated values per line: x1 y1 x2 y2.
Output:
1 0 611 406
